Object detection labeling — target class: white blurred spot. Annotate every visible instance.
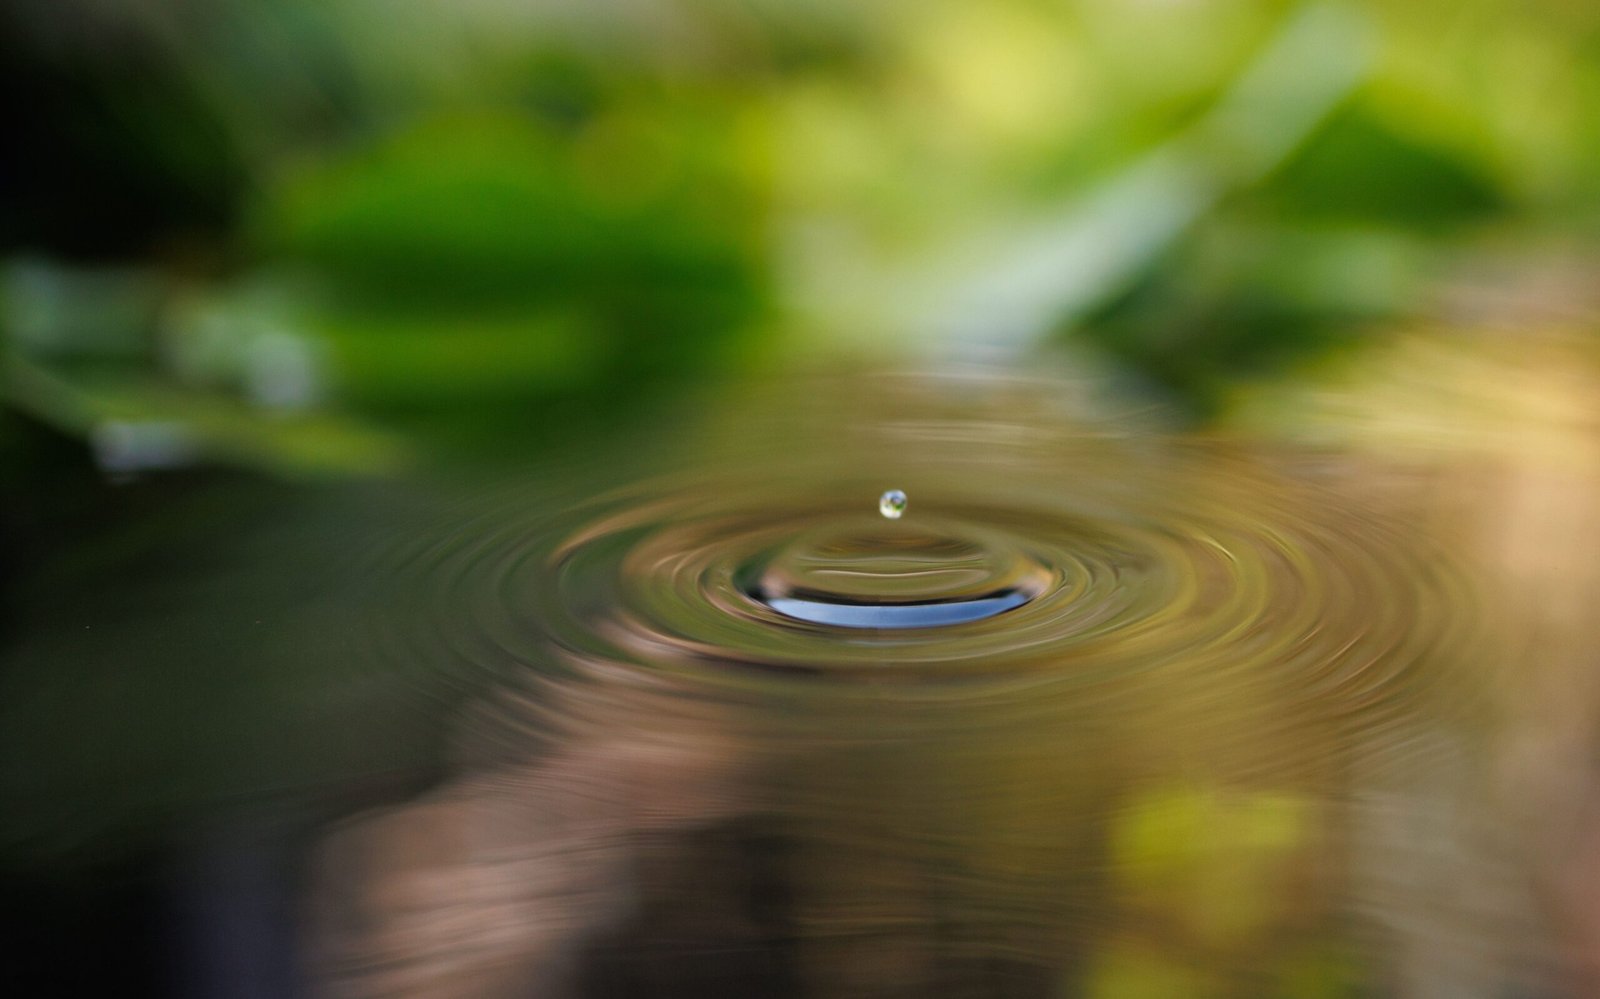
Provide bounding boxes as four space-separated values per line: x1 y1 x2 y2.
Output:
91 420 198 475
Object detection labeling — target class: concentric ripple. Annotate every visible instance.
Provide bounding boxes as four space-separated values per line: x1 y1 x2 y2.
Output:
310 371 1521 999
544 482 1319 678
349 371 1483 736
375 465 1475 716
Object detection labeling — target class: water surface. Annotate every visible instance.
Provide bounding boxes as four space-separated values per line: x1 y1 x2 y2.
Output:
3 361 1591 997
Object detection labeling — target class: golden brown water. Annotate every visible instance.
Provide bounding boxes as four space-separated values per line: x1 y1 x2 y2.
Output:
303 367 1545 998
7 343 1600 997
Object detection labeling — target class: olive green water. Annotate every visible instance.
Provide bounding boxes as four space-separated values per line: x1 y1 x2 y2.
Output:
3 360 1593 997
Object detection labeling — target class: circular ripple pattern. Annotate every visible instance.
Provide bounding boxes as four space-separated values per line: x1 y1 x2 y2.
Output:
387 454 1479 705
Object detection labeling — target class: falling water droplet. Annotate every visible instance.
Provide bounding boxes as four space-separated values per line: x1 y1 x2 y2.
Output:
879 489 908 519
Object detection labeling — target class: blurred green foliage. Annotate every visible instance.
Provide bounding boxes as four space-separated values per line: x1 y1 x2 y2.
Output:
258 107 765 436
3 0 1600 468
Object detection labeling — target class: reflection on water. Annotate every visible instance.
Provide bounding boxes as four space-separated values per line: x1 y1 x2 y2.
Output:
310 371 1490 997
6 348 1600 996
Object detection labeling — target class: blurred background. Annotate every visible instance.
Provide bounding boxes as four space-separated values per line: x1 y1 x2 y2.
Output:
5 0 1600 474
7 1 1600 997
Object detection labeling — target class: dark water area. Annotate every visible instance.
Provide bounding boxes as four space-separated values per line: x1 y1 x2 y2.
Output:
4 358 1598 997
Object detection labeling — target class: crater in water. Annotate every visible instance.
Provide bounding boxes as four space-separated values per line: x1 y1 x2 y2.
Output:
740 518 1050 629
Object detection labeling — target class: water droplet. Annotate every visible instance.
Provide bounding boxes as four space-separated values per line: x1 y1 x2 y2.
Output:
879 489 908 519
